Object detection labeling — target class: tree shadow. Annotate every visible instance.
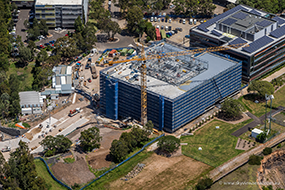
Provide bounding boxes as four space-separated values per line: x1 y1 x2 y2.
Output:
105 154 113 162
120 29 136 37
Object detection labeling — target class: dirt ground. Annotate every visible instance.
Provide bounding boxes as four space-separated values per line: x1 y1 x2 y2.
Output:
109 154 211 190
87 127 126 169
25 127 41 140
52 155 95 186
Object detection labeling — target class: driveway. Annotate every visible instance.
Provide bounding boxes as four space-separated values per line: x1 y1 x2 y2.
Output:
16 9 30 42
35 29 74 46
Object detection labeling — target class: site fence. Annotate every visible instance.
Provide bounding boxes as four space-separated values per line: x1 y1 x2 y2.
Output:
270 117 285 127
34 157 72 190
80 133 165 190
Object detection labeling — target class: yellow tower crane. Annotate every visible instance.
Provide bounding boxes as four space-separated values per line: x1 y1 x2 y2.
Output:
104 42 248 127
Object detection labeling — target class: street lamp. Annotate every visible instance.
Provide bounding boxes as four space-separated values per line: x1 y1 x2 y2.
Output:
264 94 274 134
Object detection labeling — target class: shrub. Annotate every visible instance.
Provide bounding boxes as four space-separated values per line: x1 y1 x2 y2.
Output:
158 136 180 154
248 155 262 165
82 53 86 57
72 183 80 190
263 147 272 155
22 122 31 128
277 143 282 148
196 177 213 190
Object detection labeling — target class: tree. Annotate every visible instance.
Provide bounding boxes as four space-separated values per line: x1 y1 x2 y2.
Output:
119 132 137 152
256 132 267 143
74 16 84 34
195 177 213 190
0 53 10 72
36 49 48 66
158 136 180 154
2 141 47 190
262 147 272 155
54 36 79 62
130 127 150 147
0 93 10 118
40 135 72 156
248 81 274 98
248 155 262 165
27 40 36 53
145 120 154 131
38 19 48 36
110 139 129 163
145 22 156 40
221 98 244 119
79 127 102 152
126 6 143 34
55 135 72 153
18 44 33 66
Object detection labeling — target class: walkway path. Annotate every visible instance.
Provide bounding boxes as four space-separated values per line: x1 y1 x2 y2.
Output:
231 106 285 137
210 129 285 182
262 67 285 82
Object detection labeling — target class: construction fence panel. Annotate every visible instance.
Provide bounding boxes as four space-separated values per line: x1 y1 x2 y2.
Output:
34 157 72 190
80 134 165 190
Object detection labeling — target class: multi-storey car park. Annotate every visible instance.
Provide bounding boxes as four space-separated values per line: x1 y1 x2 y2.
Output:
100 43 242 133
190 5 285 82
35 0 88 28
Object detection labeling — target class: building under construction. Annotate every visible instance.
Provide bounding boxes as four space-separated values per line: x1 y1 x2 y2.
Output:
100 43 242 132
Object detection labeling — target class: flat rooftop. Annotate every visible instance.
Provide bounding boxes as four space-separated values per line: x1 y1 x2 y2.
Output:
192 5 285 55
102 43 239 99
35 0 82 5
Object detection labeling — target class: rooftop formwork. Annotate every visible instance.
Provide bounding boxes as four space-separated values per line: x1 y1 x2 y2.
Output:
100 43 242 132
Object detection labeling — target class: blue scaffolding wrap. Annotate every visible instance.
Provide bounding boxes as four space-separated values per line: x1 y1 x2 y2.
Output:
105 77 118 120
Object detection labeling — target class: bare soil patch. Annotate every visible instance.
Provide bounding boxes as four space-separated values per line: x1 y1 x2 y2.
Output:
257 150 285 189
109 154 211 190
25 127 41 140
86 127 125 169
51 155 95 186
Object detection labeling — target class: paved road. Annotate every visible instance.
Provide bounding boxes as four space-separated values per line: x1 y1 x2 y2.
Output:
16 9 29 42
231 106 285 137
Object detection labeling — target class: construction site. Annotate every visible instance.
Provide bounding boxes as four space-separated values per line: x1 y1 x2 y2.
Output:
100 43 243 132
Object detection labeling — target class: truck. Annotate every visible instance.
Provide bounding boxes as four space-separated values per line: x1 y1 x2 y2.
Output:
68 108 82 117
1 146 11 152
90 63 98 79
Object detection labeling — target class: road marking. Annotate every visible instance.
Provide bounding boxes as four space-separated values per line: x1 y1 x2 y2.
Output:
72 93 76 104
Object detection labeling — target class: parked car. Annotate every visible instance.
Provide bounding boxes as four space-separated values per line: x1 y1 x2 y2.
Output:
180 19 183 23
185 35 190 38
169 19 172 23
169 4 175 9
169 26 172 31
88 78 91 83
165 26 168 31
85 63 90 69
183 19 186 24
158 18 160 22
161 18 164 22
154 17 157 22
44 43 50 46
161 25 164 29
150 17 154 22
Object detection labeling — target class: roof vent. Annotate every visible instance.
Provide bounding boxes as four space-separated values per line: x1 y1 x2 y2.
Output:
255 16 257 18
249 15 252 17
259 17 261 19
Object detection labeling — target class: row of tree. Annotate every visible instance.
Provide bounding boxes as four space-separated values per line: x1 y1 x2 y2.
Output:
173 0 216 16
238 0 285 14
110 127 150 163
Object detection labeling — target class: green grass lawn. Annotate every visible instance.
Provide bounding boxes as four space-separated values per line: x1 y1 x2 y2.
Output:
181 119 253 167
63 157 75 163
85 151 153 190
7 61 34 91
34 159 68 190
241 85 285 117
